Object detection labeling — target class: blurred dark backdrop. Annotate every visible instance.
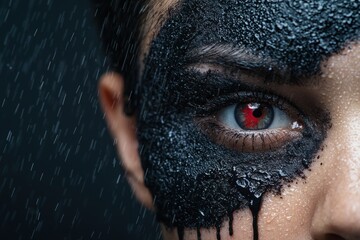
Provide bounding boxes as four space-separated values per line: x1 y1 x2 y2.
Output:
0 0 160 239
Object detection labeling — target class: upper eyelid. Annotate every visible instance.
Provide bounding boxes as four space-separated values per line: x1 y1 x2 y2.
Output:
181 67 309 114
184 60 312 87
182 67 284 100
171 68 309 120
194 91 289 116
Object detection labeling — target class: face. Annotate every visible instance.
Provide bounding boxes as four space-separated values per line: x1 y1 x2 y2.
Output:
125 1 360 239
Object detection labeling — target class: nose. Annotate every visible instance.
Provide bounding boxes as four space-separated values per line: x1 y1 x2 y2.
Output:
311 120 360 240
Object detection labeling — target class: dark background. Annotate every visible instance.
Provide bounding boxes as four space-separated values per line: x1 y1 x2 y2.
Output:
0 0 160 239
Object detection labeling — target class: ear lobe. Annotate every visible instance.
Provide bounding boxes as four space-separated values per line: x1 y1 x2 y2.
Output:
98 72 154 210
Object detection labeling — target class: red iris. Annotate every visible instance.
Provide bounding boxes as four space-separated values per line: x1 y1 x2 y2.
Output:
235 103 274 130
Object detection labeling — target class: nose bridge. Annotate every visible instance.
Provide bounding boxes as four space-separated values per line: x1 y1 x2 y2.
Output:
311 102 360 239
333 95 360 183
320 130 360 239
344 123 360 196
329 126 360 214
328 101 360 209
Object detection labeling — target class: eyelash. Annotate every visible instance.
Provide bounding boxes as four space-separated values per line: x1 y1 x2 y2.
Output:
194 91 285 114
195 91 304 152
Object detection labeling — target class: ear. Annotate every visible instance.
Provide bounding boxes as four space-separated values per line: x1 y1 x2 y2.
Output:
98 72 153 210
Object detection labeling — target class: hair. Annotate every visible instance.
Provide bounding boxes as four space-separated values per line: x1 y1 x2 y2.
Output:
91 0 147 114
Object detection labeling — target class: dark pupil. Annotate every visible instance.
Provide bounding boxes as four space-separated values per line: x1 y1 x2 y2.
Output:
235 103 274 130
252 108 263 118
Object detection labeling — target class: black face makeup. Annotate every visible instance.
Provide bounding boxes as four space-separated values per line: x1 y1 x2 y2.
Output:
135 1 360 240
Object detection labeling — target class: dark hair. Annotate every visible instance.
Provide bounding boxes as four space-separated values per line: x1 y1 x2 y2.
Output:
91 0 147 113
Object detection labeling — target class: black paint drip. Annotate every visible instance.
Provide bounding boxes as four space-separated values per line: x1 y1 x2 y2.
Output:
178 199 263 240
228 212 234 236
216 224 221 240
236 175 264 240
178 226 184 240
249 197 263 240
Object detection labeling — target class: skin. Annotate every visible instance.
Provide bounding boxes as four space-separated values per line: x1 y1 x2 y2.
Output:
99 1 360 239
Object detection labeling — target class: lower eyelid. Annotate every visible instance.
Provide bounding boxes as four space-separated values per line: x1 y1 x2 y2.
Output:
196 117 303 152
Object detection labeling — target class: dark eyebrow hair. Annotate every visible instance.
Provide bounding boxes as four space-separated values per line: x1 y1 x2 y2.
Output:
184 44 318 86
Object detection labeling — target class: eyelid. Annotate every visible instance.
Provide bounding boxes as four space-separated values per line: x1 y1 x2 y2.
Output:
169 68 290 111
194 91 288 116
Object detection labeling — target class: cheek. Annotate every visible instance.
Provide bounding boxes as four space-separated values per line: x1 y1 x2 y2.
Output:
258 136 337 238
259 192 314 238
258 167 324 238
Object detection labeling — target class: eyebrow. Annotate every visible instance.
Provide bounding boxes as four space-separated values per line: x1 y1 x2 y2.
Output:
184 44 316 86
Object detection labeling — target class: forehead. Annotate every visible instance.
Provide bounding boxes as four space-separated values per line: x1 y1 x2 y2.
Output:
143 0 360 79
145 0 360 41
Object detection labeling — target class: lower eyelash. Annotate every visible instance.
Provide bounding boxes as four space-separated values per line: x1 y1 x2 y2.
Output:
196 117 303 152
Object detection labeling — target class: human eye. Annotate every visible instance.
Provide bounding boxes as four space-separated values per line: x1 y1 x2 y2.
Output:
196 92 304 152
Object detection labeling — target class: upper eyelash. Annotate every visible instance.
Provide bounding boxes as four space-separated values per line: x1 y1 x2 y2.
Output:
193 91 288 116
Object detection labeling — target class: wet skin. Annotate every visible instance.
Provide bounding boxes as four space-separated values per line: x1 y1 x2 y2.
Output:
134 1 360 239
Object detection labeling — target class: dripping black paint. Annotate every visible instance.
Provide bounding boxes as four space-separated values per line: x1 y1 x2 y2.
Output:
136 1 359 240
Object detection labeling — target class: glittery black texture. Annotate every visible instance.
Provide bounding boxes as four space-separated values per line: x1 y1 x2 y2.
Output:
136 0 359 238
